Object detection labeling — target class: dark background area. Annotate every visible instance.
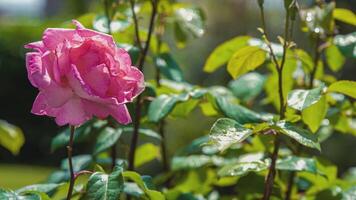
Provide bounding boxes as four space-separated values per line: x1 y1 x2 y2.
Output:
0 0 355 184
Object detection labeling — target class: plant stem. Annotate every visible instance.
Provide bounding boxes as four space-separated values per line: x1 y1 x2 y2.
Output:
104 0 117 171
104 0 112 35
309 36 320 89
285 35 321 200
128 0 159 171
129 0 143 50
158 120 169 171
260 4 291 200
66 126 75 200
154 14 170 172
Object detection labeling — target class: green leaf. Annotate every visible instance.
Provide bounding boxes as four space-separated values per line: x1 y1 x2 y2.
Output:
123 171 164 200
342 186 356 200
302 95 328 133
203 36 250 73
134 143 160 168
61 154 92 172
171 155 229 171
276 121 321 150
287 85 325 111
93 15 130 33
122 127 161 141
227 46 266 79
16 184 61 196
264 58 297 110
155 53 184 82
218 161 268 177
228 72 266 102
295 49 314 71
0 189 50 200
51 120 101 152
209 118 253 151
174 6 205 38
84 166 124 200
215 95 265 124
174 21 188 48
93 127 122 155
148 93 189 122
0 120 24 155
276 156 317 173
325 44 345 72
170 99 199 117
248 38 284 57
333 8 356 26
334 32 356 58
328 80 356 99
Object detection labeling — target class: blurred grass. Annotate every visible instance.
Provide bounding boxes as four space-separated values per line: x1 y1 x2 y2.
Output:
0 164 54 189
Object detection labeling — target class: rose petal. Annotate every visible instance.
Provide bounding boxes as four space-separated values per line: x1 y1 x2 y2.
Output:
26 52 51 88
83 64 110 97
31 92 58 116
54 97 90 126
110 104 132 124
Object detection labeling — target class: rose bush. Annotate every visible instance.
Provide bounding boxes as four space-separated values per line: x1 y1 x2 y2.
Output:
25 20 144 126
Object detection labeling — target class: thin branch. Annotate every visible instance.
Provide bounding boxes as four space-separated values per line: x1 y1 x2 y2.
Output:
66 126 75 200
261 4 292 200
129 0 143 50
128 0 159 171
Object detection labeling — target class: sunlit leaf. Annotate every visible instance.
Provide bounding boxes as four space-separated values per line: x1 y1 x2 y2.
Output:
325 44 345 72
287 84 325 111
302 95 328 133
328 80 356 99
227 46 266 79
276 121 321 150
209 118 253 151
333 8 356 26
134 143 160 168
203 36 250 73
0 120 24 155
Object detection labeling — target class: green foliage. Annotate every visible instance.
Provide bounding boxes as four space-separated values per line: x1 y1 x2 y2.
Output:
328 81 356 99
227 46 266 79
2 0 356 199
0 120 24 155
84 166 124 200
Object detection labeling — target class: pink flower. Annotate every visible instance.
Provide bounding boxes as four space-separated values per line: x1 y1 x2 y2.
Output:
25 20 144 126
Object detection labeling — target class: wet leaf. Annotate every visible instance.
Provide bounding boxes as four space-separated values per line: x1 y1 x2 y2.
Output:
93 127 122 155
228 72 266 102
209 118 253 151
302 95 328 133
287 85 325 111
276 121 321 150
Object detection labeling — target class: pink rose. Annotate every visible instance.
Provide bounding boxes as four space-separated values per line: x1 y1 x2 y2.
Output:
25 20 144 126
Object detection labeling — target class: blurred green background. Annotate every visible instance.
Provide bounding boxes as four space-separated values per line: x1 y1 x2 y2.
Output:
0 0 355 189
